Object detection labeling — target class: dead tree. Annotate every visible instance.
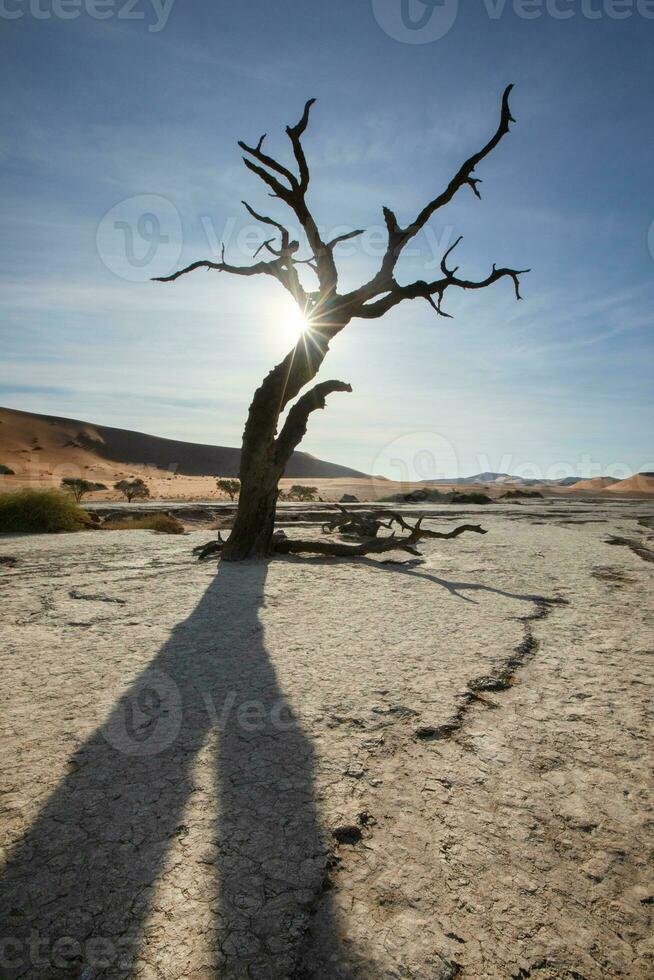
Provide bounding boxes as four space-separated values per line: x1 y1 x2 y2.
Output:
156 87 527 560
193 511 487 562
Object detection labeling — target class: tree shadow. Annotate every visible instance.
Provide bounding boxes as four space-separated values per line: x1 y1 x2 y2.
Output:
0 561 356 978
280 554 560 606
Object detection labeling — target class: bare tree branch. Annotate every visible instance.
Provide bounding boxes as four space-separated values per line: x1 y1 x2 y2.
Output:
354 259 529 320
380 512 488 541
237 97 340 298
274 380 352 466
325 228 366 250
152 249 309 307
272 520 487 558
343 85 518 315
253 238 277 258
152 257 280 284
406 85 515 243
242 200 292 249
286 97 316 192
196 516 487 561
237 135 297 190
241 157 289 200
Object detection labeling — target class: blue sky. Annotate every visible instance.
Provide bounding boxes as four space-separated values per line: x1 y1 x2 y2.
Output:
1 0 653 479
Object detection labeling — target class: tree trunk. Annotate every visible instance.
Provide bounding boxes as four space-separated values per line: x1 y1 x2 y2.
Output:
221 321 350 561
221 409 282 561
221 471 279 559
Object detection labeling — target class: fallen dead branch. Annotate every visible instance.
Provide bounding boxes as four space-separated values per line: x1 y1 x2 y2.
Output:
194 510 487 561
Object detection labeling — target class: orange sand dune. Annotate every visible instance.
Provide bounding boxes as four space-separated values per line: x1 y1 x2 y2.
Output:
606 473 654 495
0 405 368 500
570 477 619 492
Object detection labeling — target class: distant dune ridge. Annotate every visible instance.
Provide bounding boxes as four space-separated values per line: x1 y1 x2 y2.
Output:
0 406 368 480
1 406 653 500
572 477 620 491
606 473 654 494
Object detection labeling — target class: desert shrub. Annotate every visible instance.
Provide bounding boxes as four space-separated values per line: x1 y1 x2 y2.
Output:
380 488 444 504
102 514 184 534
286 485 320 502
216 478 240 500
61 477 107 502
412 488 444 502
0 489 91 533
450 492 492 505
0 464 15 475
502 489 543 499
114 479 150 502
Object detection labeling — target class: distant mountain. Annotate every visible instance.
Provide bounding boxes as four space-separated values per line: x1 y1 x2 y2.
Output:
0 406 369 480
428 472 581 487
460 472 516 484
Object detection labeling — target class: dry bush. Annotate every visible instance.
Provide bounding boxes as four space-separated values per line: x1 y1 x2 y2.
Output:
0 489 91 533
102 514 184 535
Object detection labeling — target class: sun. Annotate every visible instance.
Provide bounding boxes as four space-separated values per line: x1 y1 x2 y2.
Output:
276 296 310 344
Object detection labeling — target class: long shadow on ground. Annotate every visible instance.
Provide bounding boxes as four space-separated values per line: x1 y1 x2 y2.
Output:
0 562 358 978
282 554 559 605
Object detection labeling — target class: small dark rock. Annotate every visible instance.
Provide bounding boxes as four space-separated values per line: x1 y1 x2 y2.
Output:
332 825 363 845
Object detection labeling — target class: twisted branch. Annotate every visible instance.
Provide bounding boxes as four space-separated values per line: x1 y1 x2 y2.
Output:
275 380 352 467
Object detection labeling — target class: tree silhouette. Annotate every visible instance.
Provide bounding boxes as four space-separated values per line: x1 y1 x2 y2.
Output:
61 478 107 502
216 478 240 501
156 86 528 560
114 479 150 503
286 484 319 502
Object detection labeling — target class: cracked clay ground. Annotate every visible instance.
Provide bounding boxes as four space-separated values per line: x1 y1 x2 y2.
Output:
0 502 652 978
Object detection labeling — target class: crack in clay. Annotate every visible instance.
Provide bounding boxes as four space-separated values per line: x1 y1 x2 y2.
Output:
291 812 376 978
606 535 654 564
415 599 567 743
512 959 587 979
69 589 128 604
